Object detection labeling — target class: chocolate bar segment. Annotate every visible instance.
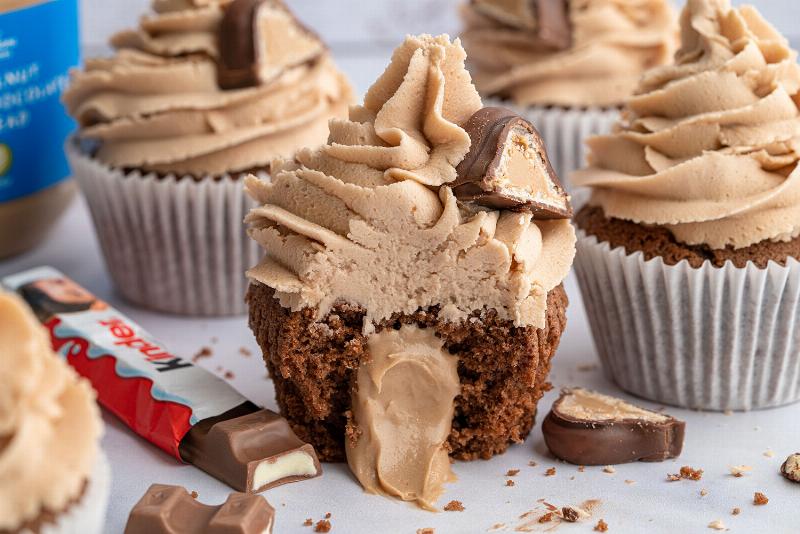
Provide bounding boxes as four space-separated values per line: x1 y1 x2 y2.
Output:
180 404 322 493
454 107 571 218
532 0 572 50
218 0 325 89
542 388 685 465
124 484 275 534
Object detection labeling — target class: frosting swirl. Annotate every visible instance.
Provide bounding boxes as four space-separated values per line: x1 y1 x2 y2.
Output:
245 35 575 331
0 292 102 531
460 0 677 108
573 0 800 250
63 0 352 176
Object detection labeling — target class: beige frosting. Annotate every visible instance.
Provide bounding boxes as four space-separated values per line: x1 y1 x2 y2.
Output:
558 388 670 423
62 0 352 176
245 35 576 332
460 0 678 107
573 0 800 250
346 325 460 511
0 292 102 530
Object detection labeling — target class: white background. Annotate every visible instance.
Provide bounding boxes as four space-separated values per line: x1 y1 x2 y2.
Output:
3 1 800 533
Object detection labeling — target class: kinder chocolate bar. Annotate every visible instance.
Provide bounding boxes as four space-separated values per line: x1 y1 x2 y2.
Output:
3 266 322 492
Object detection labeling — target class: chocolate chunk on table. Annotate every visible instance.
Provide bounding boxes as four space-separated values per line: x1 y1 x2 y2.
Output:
180 404 322 493
124 484 274 534
454 107 571 218
542 388 685 465
218 0 325 89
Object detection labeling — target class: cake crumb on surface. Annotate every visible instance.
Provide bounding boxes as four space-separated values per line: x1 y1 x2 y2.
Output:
764 449 774 458
603 465 616 474
624 480 635 485
528 461 538 467
594 519 609 532
304 518 313 527
314 519 331 533
506 469 520 476
223 370 235 380
545 467 557 477
669 466 703 481
781 453 800 482
578 466 585 472
444 500 465 512
753 492 769 505
239 347 252 357
416 529 435 534
700 489 708 496
538 512 554 524
561 507 580 523
190 490 198 499
192 347 212 362
732 508 741 516
506 479 515 487
708 520 726 530
324 513 331 519
729 465 752 477
488 523 506 532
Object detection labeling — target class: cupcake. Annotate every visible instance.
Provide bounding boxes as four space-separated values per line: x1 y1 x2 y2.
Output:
460 0 677 183
0 292 108 534
572 0 800 411
245 35 576 509
62 0 353 316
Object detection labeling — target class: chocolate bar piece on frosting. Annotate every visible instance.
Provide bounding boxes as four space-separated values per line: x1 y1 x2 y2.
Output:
124 484 275 534
542 388 685 465
180 404 322 493
454 107 572 218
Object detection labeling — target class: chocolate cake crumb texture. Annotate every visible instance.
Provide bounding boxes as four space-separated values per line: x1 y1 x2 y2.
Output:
753 492 769 505
545 467 557 477
192 347 212 362
304 518 313 527
538 512 554 524
444 500 465 512
416 529 435 534
577 205 800 269
529 461 538 467
314 519 332 533
324 513 331 519
247 283 568 462
561 507 580 523
506 469 520 476
239 347 252 357
595 519 609 532
669 466 703 481
781 453 800 482
190 490 198 499
506 479 515 486
732 508 741 516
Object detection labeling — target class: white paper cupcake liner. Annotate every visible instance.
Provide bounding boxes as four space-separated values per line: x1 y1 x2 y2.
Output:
482 98 619 194
574 230 800 411
67 141 262 316
39 452 110 534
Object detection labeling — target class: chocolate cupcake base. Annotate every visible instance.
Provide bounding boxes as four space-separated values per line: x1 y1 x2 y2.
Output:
247 282 568 462
574 208 800 410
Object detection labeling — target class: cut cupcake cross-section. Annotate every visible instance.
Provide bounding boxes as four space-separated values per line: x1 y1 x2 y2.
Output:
245 34 576 509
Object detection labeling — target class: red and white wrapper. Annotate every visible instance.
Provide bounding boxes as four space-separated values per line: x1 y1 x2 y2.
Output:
3 266 248 459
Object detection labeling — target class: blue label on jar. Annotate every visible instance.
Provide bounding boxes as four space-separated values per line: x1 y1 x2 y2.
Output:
0 0 79 202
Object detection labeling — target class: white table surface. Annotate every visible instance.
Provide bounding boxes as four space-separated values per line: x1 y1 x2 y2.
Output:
2 54 800 534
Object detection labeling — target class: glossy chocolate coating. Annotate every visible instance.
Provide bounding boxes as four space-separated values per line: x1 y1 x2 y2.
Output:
124 484 275 534
454 107 571 218
542 389 686 465
532 0 572 50
179 403 322 493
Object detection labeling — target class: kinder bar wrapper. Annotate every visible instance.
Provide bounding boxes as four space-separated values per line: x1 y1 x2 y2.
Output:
2 266 246 459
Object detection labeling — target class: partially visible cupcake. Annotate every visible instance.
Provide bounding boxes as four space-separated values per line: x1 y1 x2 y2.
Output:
573 0 800 411
460 0 677 183
0 292 108 534
62 0 353 315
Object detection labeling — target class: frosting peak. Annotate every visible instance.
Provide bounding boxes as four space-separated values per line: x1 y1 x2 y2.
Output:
574 0 800 250
245 34 576 331
0 292 102 531
63 0 352 176
460 0 678 107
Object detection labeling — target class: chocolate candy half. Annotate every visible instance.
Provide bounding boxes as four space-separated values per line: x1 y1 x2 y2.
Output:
454 107 572 218
180 404 322 493
471 0 572 50
218 0 325 89
542 388 686 465
124 484 275 534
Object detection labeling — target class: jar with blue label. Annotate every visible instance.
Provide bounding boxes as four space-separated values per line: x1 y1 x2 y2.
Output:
0 0 80 259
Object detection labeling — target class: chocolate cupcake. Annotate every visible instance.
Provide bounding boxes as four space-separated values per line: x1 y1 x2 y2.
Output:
245 35 576 509
62 0 352 315
0 292 108 534
573 0 800 410
460 0 677 184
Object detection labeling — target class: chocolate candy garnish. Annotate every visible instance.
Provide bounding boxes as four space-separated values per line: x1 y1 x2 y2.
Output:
542 388 686 465
472 0 572 50
180 404 322 493
454 107 572 218
124 484 275 534
218 0 325 89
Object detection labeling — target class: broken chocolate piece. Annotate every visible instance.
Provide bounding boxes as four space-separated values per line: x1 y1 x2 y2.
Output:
781 453 800 483
454 107 572 218
532 0 572 50
218 0 325 89
542 388 685 465
180 404 322 493
124 484 275 534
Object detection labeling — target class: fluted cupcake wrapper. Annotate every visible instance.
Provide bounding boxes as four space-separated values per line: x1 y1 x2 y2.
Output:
574 230 800 411
482 98 619 189
41 452 110 534
67 140 262 316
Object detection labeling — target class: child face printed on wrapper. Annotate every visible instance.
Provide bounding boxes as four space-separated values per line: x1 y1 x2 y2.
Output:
19 277 108 322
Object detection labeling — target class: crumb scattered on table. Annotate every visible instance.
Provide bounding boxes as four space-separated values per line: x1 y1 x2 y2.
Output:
224 370 235 380
505 479 515 487
303 518 313 527
781 453 800 482
528 461 538 467
578 466 585 472
444 500 465 512
764 449 775 458
506 469 520 476
753 492 769 505
594 519 609 532
729 465 752 477
545 467 557 477
416 529 435 534
314 519 331 533
708 519 726 530
700 489 708 497
538 512 554 524
239 347 252 357
190 490 198 499
324 513 331 519
561 507 580 523
603 465 616 474
732 508 741 516
192 347 212 362
625 480 636 485
669 466 703 481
